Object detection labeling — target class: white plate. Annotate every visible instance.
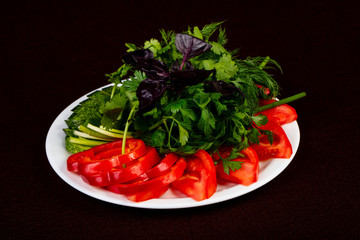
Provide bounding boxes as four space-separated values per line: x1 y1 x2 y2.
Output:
45 84 300 209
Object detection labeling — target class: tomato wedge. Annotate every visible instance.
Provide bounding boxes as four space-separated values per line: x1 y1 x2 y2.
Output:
171 150 217 201
257 99 298 125
213 146 259 186
251 120 292 161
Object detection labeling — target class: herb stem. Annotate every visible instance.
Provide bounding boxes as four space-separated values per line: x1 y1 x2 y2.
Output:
258 56 270 70
167 119 175 149
110 84 117 99
179 60 185 71
121 102 138 154
256 92 306 113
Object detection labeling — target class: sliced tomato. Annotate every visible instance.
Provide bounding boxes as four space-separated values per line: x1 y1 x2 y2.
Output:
213 146 259 186
130 153 178 182
80 146 161 187
68 139 147 174
251 120 292 161
125 185 170 202
108 146 161 184
171 150 217 201
106 155 186 196
257 99 298 125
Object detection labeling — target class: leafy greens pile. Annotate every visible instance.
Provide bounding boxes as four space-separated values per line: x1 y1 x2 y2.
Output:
64 22 283 171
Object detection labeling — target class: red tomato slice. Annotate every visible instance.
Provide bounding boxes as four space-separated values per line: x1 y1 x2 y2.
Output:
79 146 160 187
171 150 217 201
125 185 170 202
257 99 298 125
108 146 161 184
130 153 178 182
106 156 187 196
213 146 259 186
68 139 147 174
251 120 292 161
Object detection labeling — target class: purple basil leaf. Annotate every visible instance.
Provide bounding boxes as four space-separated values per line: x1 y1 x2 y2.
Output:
136 78 169 110
171 61 194 71
175 34 212 62
136 58 169 79
123 49 169 79
122 49 154 65
206 80 245 98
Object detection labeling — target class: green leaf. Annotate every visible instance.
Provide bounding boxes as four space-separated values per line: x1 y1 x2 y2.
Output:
217 26 227 46
199 59 216 70
179 108 197 122
214 54 238 80
222 159 243 175
197 108 216 135
201 21 225 41
251 114 268 126
99 93 128 129
178 123 189 146
159 29 175 44
211 42 227 55
193 26 203 39
144 38 162 57
214 100 228 114
193 90 211 108
247 127 261 144
106 64 133 85
163 99 188 115
125 43 137 52
151 129 166 147
122 70 146 92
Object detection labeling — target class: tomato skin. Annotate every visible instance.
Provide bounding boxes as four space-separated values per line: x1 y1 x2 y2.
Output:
251 120 292 161
257 99 298 125
68 139 147 174
124 185 170 202
108 147 160 184
213 147 259 186
106 155 186 196
130 153 178 182
77 146 160 187
171 150 217 201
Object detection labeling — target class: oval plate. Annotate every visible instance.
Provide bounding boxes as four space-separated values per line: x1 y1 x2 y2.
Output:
45 84 300 209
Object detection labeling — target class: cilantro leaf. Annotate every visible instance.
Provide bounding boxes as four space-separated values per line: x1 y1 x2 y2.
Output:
197 108 216 135
144 38 162 57
122 70 146 93
178 123 189 146
214 54 238 80
222 159 243 175
251 114 268 126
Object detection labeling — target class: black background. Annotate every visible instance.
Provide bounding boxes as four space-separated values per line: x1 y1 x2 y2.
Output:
2 0 359 239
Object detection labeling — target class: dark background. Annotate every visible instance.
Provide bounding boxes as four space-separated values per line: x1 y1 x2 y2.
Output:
2 0 359 239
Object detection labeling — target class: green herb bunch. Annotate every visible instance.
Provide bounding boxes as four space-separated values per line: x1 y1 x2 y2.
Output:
64 22 283 172
107 22 280 151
